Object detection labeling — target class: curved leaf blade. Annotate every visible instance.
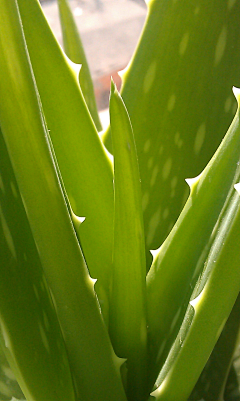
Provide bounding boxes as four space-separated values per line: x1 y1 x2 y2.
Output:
0 4 126 400
17 0 114 315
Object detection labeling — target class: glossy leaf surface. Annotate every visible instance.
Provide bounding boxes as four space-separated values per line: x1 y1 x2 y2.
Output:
109 82 147 400
0 3 126 400
103 0 240 264
17 0 114 315
153 186 240 400
147 95 240 387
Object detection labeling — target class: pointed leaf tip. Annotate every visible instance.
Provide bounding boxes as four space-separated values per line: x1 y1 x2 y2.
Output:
232 86 240 106
110 77 117 95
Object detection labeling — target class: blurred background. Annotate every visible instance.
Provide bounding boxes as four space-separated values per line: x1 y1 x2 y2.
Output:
40 0 147 115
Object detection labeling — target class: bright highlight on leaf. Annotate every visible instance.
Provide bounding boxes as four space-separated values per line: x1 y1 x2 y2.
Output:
1 0 240 400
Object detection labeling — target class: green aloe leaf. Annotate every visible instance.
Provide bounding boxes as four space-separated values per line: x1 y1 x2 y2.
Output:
147 89 240 388
0 129 76 401
103 0 240 263
0 3 126 400
152 185 240 401
16 0 114 316
189 292 240 401
57 0 102 131
109 82 147 401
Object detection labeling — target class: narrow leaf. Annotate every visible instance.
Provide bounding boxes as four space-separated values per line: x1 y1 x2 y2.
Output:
0 129 75 401
153 186 240 401
109 81 147 400
17 0 114 316
0 4 126 400
103 0 240 263
147 92 240 388
57 0 102 131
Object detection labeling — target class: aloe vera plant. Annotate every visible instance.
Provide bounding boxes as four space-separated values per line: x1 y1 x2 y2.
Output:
0 0 240 400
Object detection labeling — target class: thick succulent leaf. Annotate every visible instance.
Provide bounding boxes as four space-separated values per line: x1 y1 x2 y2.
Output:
0 130 76 401
109 82 147 400
57 0 102 131
152 186 240 401
0 4 126 401
16 0 114 315
147 93 240 388
189 292 240 401
103 0 240 262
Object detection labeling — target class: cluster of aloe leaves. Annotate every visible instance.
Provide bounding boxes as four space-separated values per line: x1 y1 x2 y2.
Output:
0 0 240 400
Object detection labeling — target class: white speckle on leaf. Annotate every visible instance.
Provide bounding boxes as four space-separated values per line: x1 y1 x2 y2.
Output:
163 208 169 220
228 0 237 10
215 26 227 66
171 176 178 189
143 139 151 153
167 94 176 112
38 321 50 353
179 32 189 56
143 61 157 93
150 165 159 186
147 208 161 246
0 206 17 259
194 6 200 15
224 96 232 113
10 181 18 198
162 158 172 180
174 132 183 148
148 157 154 169
33 284 40 301
142 192 149 211
194 123 206 155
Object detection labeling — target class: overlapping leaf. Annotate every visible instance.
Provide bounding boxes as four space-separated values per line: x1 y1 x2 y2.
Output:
103 0 240 267
0 2 126 400
17 0 114 316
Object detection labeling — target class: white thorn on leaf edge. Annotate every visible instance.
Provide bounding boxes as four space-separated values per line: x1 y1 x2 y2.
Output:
64 52 82 80
185 172 202 189
150 248 161 259
234 182 240 195
71 209 86 229
233 86 240 106
190 291 204 310
90 278 97 285
118 67 127 80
